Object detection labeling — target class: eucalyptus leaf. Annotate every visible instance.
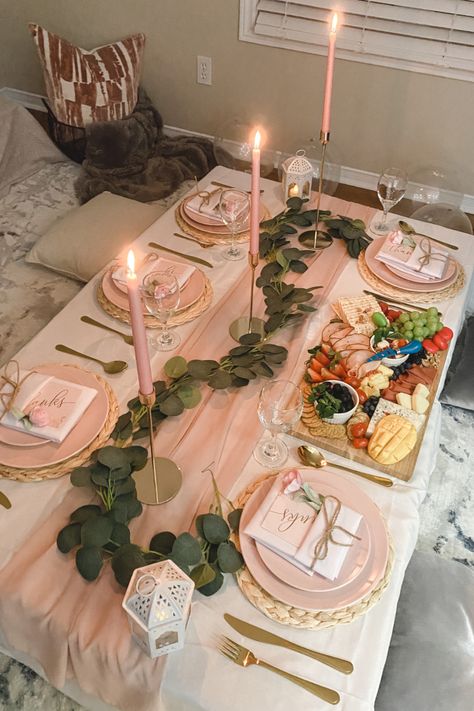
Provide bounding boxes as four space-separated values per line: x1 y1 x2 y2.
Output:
260 344 287 355
125 497 143 520
111 543 146 587
187 359 220 380
114 477 136 496
70 467 92 487
238 332 261 346
202 513 230 544
252 361 273 377
286 196 303 211
289 260 308 274
97 446 127 471
229 346 252 356
231 376 249 388
159 394 185 417
227 508 242 532
70 505 101 524
150 531 176 555
217 541 244 573
177 384 202 409
90 463 110 486
289 288 313 303
111 523 131 546
297 303 316 312
233 366 256 380
190 562 216 589
172 533 202 566
264 313 284 333
279 223 297 234
57 522 82 553
76 546 103 581
208 370 234 389
276 251 289 269
198 565 224 596
109 501 128 524
195 514 205 539
81 515 114 548
164 356 188 379
109 464 132 481
124 446 148 471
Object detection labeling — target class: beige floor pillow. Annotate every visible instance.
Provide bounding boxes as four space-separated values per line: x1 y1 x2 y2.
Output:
26 191 165 282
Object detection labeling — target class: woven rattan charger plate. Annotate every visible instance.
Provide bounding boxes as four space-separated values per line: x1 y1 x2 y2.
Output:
0 367 119 482
358 251 465 303
97 272 213 328
175 203 271 247
233 472 394 630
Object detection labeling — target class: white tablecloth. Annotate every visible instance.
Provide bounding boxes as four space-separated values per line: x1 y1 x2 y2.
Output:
1 167 473 711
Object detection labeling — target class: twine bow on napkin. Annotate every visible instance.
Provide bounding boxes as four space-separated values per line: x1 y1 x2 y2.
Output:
0 360 37 424
417 237 448 274
312 494 361 563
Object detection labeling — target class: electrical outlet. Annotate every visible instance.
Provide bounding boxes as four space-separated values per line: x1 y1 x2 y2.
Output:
197 55 212 85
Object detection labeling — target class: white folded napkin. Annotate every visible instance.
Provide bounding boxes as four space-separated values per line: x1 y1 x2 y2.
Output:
112 256 195 291
0 370 97 443
376 230 449 280
185 187 224 224
243 475 362 581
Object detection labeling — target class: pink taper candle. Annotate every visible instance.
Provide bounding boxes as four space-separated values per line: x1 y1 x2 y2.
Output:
321 13 338 136
249 130 261 256
126 250 154 396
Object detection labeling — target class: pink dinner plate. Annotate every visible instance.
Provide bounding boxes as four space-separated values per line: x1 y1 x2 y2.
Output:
101 265 206 315
111 255 192 296
0 364 110 469
239 468 389 611
365 239 459 293
0 427 51 448
256 515 371 593
179 202 248 235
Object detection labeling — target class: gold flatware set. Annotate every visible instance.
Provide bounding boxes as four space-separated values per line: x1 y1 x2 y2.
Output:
55 344 128 374
220 613 350 704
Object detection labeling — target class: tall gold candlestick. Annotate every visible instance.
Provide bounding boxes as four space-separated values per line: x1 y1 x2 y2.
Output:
229 253 265 343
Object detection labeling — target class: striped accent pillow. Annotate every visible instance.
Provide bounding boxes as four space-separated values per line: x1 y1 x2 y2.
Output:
29 24 145 128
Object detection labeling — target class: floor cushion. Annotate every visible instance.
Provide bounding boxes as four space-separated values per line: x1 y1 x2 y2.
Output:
375 551 474 711
26 191 165 282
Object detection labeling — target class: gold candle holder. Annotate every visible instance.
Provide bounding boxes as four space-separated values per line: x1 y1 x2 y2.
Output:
229 252 266 343
313 131 330 250
132 390 182 505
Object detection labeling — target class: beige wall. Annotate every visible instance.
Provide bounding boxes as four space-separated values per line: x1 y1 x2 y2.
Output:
0 0 469 193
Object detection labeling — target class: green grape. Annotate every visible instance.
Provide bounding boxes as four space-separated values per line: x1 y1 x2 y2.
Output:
428 326 437 337
422 327 430 338
427 318 438 329
436 321 444 332
404 320 413 331
404 330 414 340
413 326 424 338
410 311 420 321
399 313 410 324
427 307 438 317
418 315 427 325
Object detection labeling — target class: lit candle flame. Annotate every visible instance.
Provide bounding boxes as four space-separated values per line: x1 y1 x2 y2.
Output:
254 130 261 150
127 249 136 278
330 13 338 34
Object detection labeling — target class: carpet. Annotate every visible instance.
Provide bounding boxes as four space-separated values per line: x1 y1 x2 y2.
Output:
0 407 472 710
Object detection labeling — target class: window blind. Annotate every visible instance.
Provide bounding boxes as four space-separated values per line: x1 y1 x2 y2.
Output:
239 0 474 80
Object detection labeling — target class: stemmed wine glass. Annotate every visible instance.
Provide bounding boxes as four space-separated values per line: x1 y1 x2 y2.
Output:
219 189 250 261
371 167 408 235
254 380 303 467
142 271 180 351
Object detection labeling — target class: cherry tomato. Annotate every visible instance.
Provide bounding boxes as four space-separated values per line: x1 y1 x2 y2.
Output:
307 367 323 383
433 333 449 351
321 367 340 380
386 309 402 322
379 301 389 314
315 351 331 366
356 388 368 404
321 343 333 356
330 363 347 377
345 376 361 389
437 326 454 342
422 338 439 354
353 437 369 449
351 423 368 438
310 357 323 372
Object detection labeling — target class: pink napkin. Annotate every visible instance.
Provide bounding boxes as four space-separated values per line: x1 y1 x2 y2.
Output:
243 473 362 580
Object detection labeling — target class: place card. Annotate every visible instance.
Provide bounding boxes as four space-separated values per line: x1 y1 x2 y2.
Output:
260 493 317 550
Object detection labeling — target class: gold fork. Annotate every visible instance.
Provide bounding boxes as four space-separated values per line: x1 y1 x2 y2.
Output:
218 636 340 704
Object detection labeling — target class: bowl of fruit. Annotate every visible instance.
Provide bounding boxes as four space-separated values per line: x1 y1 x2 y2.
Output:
308 380 359 425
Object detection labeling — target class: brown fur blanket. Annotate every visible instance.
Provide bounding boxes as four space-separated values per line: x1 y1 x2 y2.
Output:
76 89 216 203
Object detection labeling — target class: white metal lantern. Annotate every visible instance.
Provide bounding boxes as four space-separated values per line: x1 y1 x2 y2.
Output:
281 149 313 201
122 560 194 658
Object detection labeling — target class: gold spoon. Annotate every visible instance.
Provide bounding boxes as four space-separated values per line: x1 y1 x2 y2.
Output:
81 315 134 345
398 220 459 251
55 344 128 374
297 445 393 487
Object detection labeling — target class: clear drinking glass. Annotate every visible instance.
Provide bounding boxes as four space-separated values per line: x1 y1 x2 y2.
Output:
142 271 181 351
371 167 408 235
219 189 250 261
254 380 303 468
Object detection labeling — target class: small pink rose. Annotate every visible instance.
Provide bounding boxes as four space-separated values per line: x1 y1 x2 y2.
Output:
29 406 49 428
282 469 303 495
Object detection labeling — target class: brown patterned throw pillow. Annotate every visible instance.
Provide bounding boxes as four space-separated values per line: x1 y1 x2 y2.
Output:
29 24 145 128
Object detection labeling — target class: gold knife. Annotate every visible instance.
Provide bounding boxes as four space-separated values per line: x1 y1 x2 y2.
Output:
148 241 213 268
362 290 442 315
224 613 353 674
211 180 264 194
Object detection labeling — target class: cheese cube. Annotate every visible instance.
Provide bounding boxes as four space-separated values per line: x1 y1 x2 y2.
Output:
412 395 429 414
396 393 412 410
413 383 429 399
